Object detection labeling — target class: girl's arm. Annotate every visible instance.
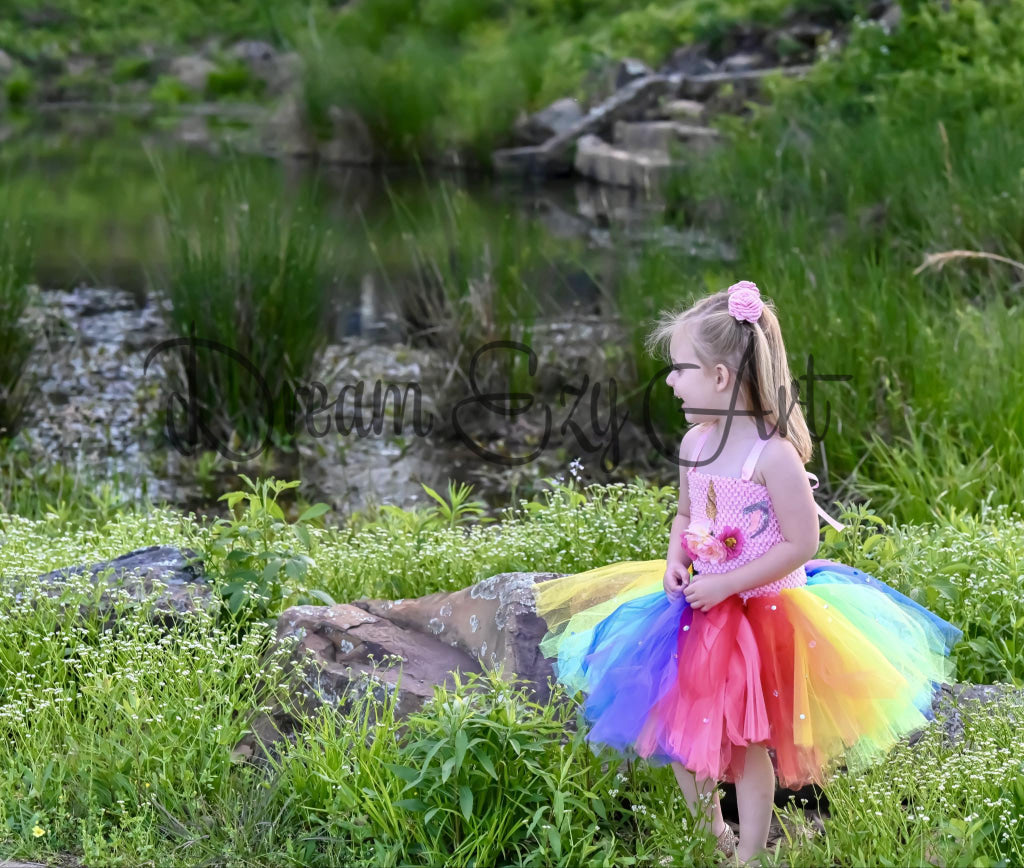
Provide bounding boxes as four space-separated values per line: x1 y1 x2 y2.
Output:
717 437 820 597
666 428 701 569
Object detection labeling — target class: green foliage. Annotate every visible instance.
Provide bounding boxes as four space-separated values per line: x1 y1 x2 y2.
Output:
373 179 548 381
419 481 492 530
4 2 1024 857
203 474 334 630
299 28 450 158
291 0 808 160
4 68 33 107
270 667 714 865
0 0 304 56
205 60 264 99
373 481 493 539
803 0 1024 119
111 55 154 82
383 671 617 865
632 0 1024 528
1 479 1024 863
0 221 35 441
149 73 196 105
156 159 332 450
326 475 677 602
0 572 293 862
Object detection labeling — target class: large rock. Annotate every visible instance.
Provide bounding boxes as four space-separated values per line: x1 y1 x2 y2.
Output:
230 40 302 95
910 682 1021 749
169 55 217 93
232 39 277 63
0 49 15 77
493 73 678 176
721 52 769 73
16 544 215 628
765 22 829 64
353 570 565 704
612 120 720 153
232 570 566 761
259 96 372 163
614 58 656 90
261 93 316 157
678 64 813 101
319 105 374 164
279 602 481 714
513 97 584 147
878 3 902 33
660 43 717 77
233 600 488 761
573 133 675 190
658 98 706 121
580 58 657 108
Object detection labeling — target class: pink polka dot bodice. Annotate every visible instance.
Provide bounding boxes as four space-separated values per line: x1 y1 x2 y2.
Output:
686 423 807 602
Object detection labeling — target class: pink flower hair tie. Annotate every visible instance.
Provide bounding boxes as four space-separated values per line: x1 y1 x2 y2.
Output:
727 280 763 324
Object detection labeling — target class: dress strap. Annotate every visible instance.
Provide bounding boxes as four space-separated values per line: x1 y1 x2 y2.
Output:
740 435 771 481
806 472 847 532
738 433 847 532
687 424 715 473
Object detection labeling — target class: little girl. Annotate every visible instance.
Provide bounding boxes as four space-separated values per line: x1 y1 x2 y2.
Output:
532 281 962 865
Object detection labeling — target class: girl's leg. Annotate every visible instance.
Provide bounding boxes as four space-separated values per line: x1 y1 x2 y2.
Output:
734 743 775 862
670 760 727 837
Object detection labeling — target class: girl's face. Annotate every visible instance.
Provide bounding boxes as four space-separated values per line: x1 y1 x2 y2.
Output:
665 328 731 425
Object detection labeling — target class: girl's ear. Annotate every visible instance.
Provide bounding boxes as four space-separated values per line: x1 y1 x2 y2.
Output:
714 363 731 392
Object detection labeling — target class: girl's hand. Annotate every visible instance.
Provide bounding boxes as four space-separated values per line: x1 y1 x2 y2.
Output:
663 562 691 601
683 575 734 612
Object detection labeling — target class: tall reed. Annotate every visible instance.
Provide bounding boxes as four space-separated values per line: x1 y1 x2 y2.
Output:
155 158 332 457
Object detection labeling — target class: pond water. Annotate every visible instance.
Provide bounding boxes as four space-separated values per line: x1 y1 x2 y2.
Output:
1 110 727 519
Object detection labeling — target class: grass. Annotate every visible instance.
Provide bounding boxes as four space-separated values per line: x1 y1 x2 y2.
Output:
622 0 1024 527
2 0 876 158
1 473 1023 864
0 0 298 59
291 0 861 163
778 689 1024 865
0 435 150 529
155 157 333 454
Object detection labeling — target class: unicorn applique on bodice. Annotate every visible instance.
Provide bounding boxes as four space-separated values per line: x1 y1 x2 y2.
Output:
686 424 844 602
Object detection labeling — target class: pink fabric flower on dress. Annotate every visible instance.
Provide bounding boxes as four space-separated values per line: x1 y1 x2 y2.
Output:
681 520 729 565
693 535 728 564
717 525 745 561
727 280 764 324
681 521 745 564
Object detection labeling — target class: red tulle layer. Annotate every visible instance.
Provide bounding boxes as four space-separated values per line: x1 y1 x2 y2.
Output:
633 586 947 788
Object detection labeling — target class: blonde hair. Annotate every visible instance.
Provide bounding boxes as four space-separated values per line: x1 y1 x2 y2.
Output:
645 285 814 464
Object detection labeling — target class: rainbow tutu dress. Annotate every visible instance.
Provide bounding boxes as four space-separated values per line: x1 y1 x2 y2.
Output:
533 428 962 789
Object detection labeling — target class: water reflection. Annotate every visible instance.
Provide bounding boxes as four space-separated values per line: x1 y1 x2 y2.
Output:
1 112 720 518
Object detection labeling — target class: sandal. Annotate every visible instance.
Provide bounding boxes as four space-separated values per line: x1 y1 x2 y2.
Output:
713 825 738 859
